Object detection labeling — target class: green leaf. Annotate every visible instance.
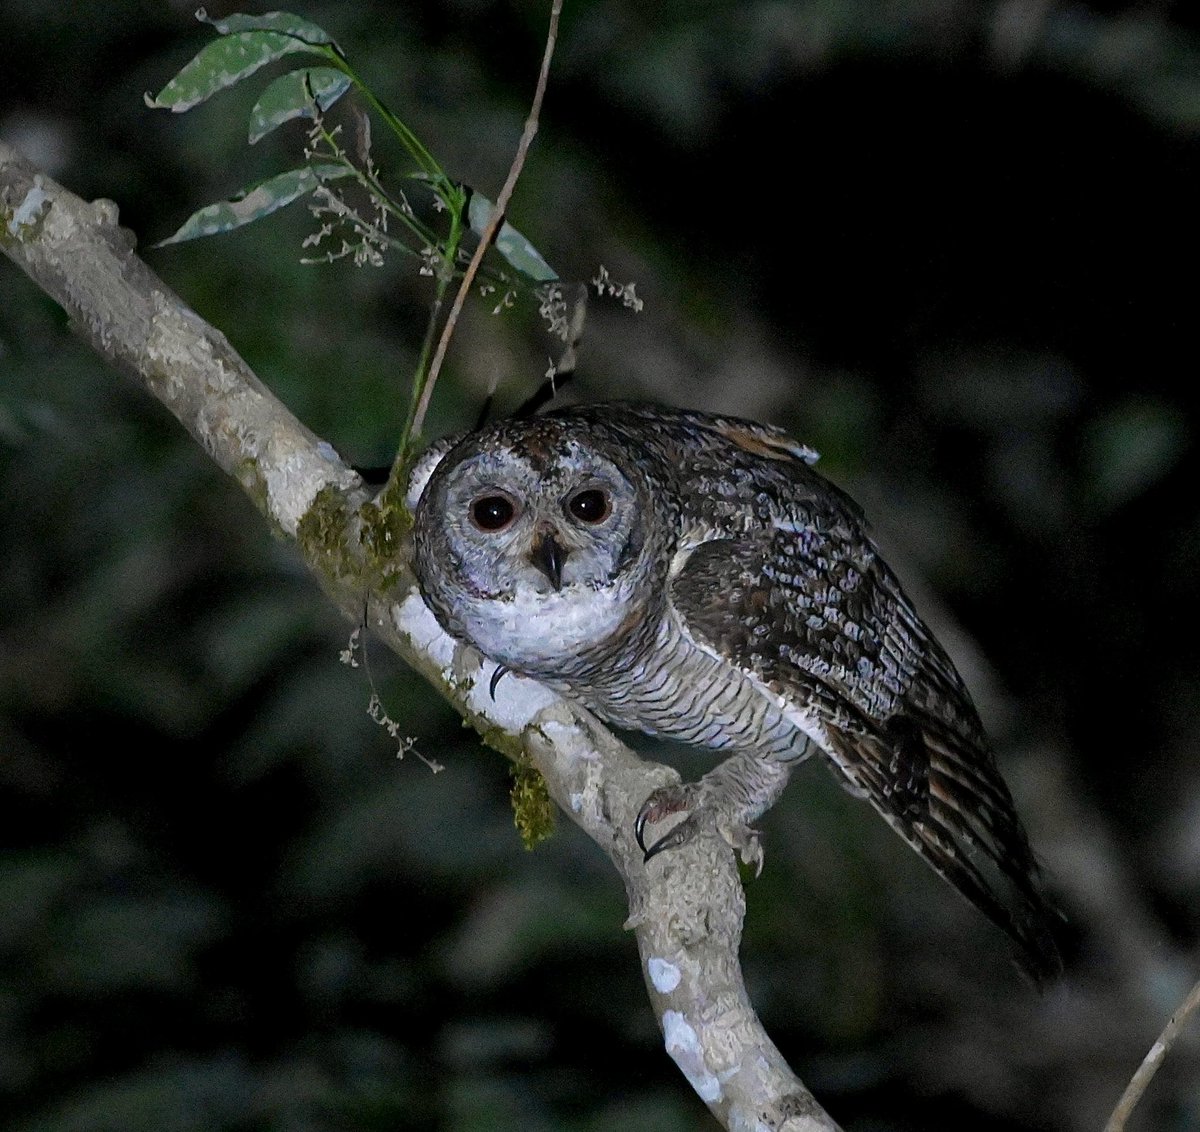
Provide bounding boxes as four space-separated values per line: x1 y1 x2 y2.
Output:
199 9 335 45
145 23 330 113
467 192 558 282
249 67 352 143
155 164 352 246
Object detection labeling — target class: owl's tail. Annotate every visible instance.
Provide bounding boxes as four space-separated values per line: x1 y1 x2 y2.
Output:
827 717 1063 985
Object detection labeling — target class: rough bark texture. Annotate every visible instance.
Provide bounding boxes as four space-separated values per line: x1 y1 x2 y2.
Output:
0 140 841 1132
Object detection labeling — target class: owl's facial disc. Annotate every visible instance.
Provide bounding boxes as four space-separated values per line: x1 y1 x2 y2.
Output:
413 434 651 676
455 467 632 595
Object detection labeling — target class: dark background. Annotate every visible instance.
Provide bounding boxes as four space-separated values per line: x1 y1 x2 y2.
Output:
3 1 1199 1129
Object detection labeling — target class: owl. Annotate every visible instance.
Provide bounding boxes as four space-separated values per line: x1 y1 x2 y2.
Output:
410 402 1060 980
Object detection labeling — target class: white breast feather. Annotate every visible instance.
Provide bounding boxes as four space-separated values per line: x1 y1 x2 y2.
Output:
460 578 638 672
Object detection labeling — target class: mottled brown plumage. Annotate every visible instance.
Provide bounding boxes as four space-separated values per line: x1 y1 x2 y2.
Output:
410 402 1060 980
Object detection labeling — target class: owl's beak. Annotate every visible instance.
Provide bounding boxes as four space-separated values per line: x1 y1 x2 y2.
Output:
529 531 566 590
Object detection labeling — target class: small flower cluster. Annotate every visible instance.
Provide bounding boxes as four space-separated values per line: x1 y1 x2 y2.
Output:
592 265 643 312
342 627 444 772
298 112 398 267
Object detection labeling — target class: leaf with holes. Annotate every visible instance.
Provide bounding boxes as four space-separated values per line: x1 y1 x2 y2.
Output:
249 67 352 143
145 12 335 114
154 165 352 246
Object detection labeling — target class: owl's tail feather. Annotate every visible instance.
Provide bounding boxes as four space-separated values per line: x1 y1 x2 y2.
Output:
827 722 1063 985
908 810 1063 986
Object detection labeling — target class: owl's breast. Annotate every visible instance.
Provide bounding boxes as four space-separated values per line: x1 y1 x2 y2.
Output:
448 578 646 680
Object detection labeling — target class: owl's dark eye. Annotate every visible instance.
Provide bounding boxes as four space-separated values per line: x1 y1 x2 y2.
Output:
470 493 517 532
567 488 611 524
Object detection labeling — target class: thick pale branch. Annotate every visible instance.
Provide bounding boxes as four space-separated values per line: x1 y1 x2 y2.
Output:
0 140 839 1132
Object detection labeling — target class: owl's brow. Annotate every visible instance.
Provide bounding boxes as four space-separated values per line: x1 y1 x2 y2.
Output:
507 432 558 473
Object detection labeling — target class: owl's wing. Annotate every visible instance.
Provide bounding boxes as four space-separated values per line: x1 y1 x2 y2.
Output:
668 523 1061 981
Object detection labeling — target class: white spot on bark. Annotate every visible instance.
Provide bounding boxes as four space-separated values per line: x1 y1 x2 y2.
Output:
728 1115 772 1132
537 718 600 759
91 198 119 226
662 1010 722 1103
261 440 351 534
9 180 49 234
648 957 681 993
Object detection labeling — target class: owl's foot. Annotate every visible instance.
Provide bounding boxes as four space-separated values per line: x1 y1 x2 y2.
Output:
635 783 765 876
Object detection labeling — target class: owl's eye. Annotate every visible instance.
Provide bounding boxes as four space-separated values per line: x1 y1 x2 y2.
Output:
567 488 612 524
470 493 518 532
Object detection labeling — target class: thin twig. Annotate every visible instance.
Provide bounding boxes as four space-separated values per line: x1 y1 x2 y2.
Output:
408 0 562 442
1105 975 1200 1132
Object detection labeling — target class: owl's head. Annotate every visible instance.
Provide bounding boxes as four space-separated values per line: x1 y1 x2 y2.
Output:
409 417 663 678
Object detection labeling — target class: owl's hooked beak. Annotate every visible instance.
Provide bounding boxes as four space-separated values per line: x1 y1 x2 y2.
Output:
529 530 567 590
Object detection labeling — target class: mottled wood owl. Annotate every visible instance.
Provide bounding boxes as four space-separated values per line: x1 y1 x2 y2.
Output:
410 402 1060 980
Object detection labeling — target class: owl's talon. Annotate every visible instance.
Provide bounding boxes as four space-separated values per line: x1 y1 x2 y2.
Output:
488 664 510 700
633 810 650 857
635 784 698 860
635 784 764 872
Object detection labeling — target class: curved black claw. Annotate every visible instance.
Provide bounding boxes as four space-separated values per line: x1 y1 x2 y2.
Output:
634 808 651 857
488 664 510 700
635 784 698 863
635 781 766 874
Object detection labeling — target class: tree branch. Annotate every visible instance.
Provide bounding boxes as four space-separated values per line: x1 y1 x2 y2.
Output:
0 139 840 1132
